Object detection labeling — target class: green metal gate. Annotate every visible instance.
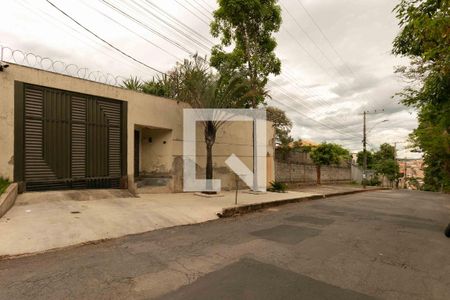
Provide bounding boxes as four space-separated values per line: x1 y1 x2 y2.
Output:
14 82 127 192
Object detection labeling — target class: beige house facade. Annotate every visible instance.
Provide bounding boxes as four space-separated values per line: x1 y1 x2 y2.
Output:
0 64 275 193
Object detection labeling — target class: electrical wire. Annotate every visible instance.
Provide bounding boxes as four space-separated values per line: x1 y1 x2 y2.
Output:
126 0 212 53
143 0 213 45
184 0 213 22
269 82 363 139
294 0 356 77
45 0 165 74
279 2 349 80
81 0 180 60
17 0 157 78
174 0 210 26
100 0 195 55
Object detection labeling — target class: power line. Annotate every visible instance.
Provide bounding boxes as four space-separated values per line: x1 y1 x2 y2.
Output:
192 0 214 14
271 96 361 143
294 0 356 77
281 28 334 79
279 2 349 80
125 0 212 53
284 0 380 106
269 82 362 140
81 0 180 59
268 77 362 134
197 0 215 10
278 70 357 127
45 0 164 74
100 0 195 55
17 0 157 78
174 0 210 26
185 0 213 21
143 0 213 46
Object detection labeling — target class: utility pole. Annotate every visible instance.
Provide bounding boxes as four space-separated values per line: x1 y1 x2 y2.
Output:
361 109 386 189
404 157 407 188
394 142 398 189
363 111 367 188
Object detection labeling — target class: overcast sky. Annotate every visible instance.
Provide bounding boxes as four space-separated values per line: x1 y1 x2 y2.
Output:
1 0 419 158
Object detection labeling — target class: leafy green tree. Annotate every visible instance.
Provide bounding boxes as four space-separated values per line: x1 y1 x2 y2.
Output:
210 0 282 107
266 106 293 147
310 143 350 184
392 0 450 191
357 150 375 169
374 143 396 161
357 144 400 186
374 159 400 183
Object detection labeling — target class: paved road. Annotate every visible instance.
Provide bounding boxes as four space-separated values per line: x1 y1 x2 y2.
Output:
0 190 449 299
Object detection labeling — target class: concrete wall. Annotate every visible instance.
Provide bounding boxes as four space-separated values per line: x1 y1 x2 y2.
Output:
0 64 274 192
189 121 275 190
275 151 351 185
139 127 173 174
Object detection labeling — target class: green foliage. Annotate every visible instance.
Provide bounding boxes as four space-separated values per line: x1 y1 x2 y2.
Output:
392 0 450 192
407 177 422 190
268 180 287 193
358 143 400 182
210 0 282 107
356 150 375 169
372 144 400 181
374 143 396 161
310 143 350 166
266 106 293 147
141 74 178 98
374 159 401 182
291 139 314 153
369 176 382 186
122 76 143 91
0 177 9 195
362 176 381 187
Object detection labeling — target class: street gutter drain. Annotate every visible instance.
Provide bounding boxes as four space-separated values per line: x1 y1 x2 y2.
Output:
71 211 81 214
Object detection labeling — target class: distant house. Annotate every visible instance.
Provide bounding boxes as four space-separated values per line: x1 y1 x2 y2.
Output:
0 64 275 193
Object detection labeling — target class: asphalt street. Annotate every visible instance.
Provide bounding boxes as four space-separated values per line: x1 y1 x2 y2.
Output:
0 190 449 299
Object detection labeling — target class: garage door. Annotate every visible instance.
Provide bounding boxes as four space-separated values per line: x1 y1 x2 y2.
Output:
14 83 127 192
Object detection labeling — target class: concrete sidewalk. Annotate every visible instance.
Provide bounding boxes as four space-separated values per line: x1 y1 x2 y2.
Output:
0 185 377 257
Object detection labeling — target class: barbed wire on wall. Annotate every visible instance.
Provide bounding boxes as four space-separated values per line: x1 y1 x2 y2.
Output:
0 45 129 87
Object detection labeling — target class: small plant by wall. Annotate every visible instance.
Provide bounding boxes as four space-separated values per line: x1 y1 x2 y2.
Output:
0 178 9 195
268 181 287 193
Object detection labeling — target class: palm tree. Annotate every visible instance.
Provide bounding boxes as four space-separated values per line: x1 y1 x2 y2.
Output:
123 55 248 191
176 55 248 190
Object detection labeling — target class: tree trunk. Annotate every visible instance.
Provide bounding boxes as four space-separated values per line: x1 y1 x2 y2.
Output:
316 165 321 185
206 142 213 180
204 121 216 192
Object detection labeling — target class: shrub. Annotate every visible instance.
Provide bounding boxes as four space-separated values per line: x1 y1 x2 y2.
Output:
268 181 287 193
0 177 9 195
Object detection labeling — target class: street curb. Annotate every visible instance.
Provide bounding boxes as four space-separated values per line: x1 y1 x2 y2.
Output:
218 188 388 218
0 183 18 219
